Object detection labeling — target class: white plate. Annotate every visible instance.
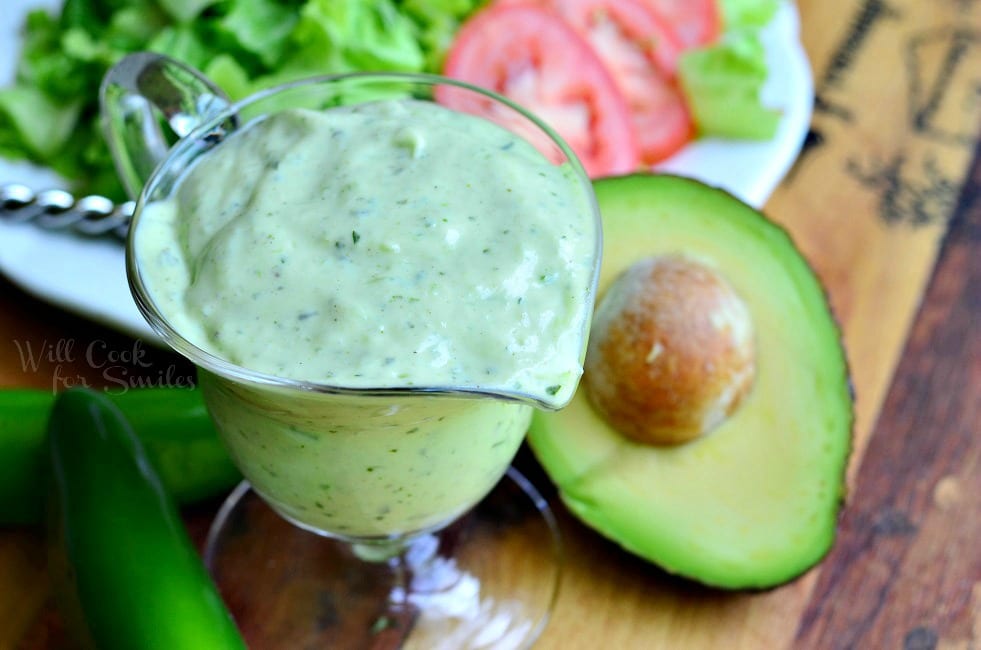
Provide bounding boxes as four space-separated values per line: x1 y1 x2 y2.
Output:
0 0 813 344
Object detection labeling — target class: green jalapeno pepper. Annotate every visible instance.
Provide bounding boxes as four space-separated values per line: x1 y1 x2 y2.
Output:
0 387 239 525
47 388 247 650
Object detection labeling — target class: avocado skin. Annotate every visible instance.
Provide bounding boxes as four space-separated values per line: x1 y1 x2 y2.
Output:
529 173 854 590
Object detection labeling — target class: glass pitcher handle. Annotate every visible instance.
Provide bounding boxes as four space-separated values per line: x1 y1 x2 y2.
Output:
99 52 235 200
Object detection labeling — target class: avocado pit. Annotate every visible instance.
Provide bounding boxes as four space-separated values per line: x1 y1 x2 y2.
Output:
583 254 756 446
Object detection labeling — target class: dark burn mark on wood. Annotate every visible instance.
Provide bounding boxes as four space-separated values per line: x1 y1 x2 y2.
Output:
315 589 339 631
846 152 962 226
802 128 826 153
823 0 901 89
906 28 981 146
814 0 901 121
814 94 853 122
791 0 898 178
785 127 826 179
903 626 939 650
871 508 918 537
787 1 978 223
947 0 977 12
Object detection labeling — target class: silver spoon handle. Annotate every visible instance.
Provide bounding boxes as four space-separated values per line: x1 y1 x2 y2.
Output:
0 183 133 240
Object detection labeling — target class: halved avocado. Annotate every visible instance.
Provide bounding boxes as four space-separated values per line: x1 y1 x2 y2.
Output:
529 174 853 590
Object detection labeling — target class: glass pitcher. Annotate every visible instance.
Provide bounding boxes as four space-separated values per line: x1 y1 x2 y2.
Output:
102 53 601 649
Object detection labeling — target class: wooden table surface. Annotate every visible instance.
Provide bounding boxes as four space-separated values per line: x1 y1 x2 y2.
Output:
1 1 979 648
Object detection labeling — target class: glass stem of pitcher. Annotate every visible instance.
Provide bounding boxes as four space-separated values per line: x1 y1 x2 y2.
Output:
353 530 464 606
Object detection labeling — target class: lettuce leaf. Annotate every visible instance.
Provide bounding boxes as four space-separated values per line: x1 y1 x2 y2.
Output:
202 55 254 102
155 0 220 23
678 0 782 140
288 0 425 73
720 0 780 30
1 0 464 200
398 0 486 71
217 0 301 68
0 86 82 159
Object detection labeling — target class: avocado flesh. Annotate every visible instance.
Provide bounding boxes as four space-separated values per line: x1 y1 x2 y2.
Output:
529 174 853 590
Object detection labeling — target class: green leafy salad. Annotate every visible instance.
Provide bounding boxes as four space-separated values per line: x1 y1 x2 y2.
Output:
0 0 781 201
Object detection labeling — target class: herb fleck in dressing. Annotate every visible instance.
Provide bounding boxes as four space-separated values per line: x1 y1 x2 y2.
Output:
133 99 597 536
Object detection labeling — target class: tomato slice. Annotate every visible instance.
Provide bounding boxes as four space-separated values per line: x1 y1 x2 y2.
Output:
542 0 695 164
547 0 685 77
640 0 722 49
440 4 640 178
629 78 694 165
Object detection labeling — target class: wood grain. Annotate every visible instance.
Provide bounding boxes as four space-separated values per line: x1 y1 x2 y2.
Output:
794 146 981 650
769 0 981 486
0 0 978 648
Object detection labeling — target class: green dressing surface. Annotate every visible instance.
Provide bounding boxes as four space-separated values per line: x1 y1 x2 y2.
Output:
133 99 597 536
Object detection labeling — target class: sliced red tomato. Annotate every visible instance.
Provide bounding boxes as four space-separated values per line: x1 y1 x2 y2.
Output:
439 4 640 178
640 0 722 49
541 0 695 164
546 0 685 78
629 79 693 164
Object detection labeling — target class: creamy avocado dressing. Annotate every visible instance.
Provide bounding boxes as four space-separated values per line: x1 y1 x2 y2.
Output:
132 99 597 536
203 376 531 536
137 100 595 403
